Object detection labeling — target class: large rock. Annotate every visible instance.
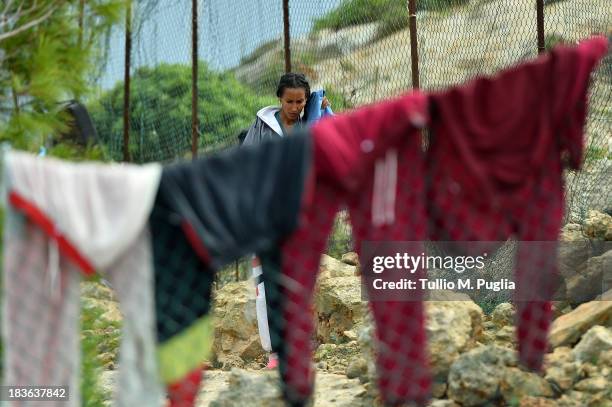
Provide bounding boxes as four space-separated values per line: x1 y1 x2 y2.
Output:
599 349 612 369
208 369 369 407
498 367 554 403
491 302 515 328
357 297 484 386
341 252 360 268
558 224 592 280
598 288 612 301
584 210 612 240
518 397 558 407
319 254 359 280
544 347 580 391
573 377 608 393
494 326 517 348
556 390 612 407
565 250 612 304
346 357 368 380
549 300 612 347
571 325 612 363
426 300 484 379
212 281 263 365
315 255 367 343
447 345 517 406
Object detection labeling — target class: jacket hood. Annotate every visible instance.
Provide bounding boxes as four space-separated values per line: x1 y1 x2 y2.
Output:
257 106 283 136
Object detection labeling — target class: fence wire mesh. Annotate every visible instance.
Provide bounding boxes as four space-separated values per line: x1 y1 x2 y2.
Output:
1 0 611 406
90 0 610 221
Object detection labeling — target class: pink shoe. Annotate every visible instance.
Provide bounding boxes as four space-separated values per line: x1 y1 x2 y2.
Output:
265 353 279 369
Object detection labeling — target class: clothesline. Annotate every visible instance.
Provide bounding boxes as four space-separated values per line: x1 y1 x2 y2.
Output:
0 35 607 407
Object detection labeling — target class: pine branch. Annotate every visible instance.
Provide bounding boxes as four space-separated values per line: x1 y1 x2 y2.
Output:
0 1 60 43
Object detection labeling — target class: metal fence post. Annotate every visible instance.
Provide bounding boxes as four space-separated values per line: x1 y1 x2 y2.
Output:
192 0 199 159
283 0 291 73
123 0 132 162
408 0 420 89
536 0 545 54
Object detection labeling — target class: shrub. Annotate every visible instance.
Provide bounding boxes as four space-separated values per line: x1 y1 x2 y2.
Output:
313 0 470 41
89 63 277 162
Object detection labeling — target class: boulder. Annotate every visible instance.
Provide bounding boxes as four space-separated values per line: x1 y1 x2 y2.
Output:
341 252 360 268
212 281 264 365
426 300 484 379
499 367 554 403
584 210 612 240
315 256 367 343
491 302 515 328
544 346 580 392
565 250 612 304
447 345 517 406
549 301 612 347
571 325 612 363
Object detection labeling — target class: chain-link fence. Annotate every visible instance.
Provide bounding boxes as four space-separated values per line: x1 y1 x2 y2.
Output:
90 0 609 218
1 1 610 406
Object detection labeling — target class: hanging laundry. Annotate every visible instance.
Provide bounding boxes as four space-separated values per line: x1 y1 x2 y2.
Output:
427 35 608 371
320 91 432 406
2 150 164 407
150 131 313 405
260 35 607 407
259 91 430 406
2 131 313 407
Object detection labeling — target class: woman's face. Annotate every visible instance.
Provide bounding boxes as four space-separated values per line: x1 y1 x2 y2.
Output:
279 87 307 120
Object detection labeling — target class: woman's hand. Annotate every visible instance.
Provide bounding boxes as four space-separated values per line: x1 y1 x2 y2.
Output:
321 96 330 110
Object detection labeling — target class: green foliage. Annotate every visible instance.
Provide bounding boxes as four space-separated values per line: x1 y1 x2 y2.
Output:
322 86 354 112
89 63 277 162
313 0 396 33
0 208 3 379
375 7 410 41
80 295 122 406
80 300 110 406
477 297 504 315
313 0 468 40
418 0 471 12
0 0 125 150
544 33 568 51
326 213 353 260
584 145 611 164
47 142 109 162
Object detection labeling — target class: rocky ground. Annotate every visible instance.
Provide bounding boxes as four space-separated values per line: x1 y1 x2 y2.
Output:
86 211 612 406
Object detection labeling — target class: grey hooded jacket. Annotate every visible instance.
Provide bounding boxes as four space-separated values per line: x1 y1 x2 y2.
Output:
242 106 284 146
243 106 307 146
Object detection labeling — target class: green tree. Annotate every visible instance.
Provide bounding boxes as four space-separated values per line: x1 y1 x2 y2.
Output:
0 0 125 150
89 63 277 163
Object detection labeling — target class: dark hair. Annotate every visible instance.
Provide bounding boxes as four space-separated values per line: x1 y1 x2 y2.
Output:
276 72 310 100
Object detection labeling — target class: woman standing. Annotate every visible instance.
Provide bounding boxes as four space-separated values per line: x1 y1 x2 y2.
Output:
243 72 329 369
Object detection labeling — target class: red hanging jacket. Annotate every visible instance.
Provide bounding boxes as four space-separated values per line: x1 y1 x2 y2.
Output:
427 35 608 371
